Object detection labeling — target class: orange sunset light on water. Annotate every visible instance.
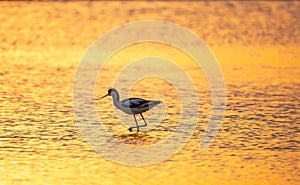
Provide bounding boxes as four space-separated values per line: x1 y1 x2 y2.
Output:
0 1 299 185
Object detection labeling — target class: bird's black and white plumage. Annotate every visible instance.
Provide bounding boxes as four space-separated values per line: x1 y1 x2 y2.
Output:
121 98 161 114
97 88 161 132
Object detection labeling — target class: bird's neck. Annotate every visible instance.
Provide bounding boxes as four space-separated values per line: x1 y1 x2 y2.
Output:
111 91 120 105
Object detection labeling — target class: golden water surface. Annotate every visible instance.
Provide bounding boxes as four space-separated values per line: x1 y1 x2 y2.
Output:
0 1 299 185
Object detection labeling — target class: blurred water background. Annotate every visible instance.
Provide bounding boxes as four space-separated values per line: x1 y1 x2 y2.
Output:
0 1 299 185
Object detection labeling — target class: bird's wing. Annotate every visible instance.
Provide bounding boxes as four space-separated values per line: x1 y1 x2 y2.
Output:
121 98 149 108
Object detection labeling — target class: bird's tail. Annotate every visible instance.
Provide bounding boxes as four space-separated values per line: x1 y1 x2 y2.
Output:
148 100 162 109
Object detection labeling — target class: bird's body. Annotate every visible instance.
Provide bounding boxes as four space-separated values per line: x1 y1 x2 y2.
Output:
97 88 161 132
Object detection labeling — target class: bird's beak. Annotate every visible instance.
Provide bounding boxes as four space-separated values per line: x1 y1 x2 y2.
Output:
95 94 108 101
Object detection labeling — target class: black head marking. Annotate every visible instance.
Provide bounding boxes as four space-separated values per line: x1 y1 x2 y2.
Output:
107 88 117 96
108 89 112 95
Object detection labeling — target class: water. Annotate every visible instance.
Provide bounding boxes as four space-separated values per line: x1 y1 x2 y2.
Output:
0 1 299 184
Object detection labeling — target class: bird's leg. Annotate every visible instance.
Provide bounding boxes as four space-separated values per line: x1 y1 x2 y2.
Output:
128 114 139 132
139 113 148 128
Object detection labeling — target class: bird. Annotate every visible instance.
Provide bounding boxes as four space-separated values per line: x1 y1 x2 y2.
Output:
96 88 162 132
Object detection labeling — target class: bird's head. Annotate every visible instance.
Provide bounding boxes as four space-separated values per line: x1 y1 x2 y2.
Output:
96 88 118 100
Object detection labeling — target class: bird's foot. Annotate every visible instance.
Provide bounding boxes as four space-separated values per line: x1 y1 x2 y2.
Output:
128 127 139 132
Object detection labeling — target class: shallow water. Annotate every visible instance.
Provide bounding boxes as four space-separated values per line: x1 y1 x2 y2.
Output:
1 1 299 185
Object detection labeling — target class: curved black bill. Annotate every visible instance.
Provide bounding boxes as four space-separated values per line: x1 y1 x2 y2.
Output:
95 94 108 101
